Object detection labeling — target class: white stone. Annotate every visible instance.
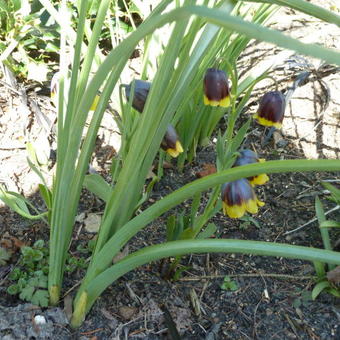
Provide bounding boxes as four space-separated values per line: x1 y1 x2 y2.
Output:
34 315 46 325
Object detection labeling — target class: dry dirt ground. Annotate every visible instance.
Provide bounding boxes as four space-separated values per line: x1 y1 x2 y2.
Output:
0 1 340 339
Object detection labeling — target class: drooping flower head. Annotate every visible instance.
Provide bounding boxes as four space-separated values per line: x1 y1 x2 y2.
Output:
221 178 264 219
203 68 230 108
161 124 184 158
233 149 269 186
124 79 151 113
254 91 286 128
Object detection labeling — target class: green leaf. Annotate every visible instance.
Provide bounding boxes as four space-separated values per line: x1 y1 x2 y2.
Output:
321 182 340 204
45 42 59 53
12 0 21 12
172 265 191 281
83 174 112 202
166 215 176 242
19 285 35 301
313 261 326 278
128 2 142 15
0 187 47 220
312 281 331 300
244 0 340 28
26 142 40 166
220 276 238 291
328 287 340 298
174 215 185 240
28 277 39 287
31 289 49 307
87 239 96 253
320 220 340 229
315 196 333 257
21 246 43 262
315 196 326 224
135 175 159 210
21 246 34 258
7 284 19 295
179 227 195 240
39 8 52 26
33 239 45 249
190 193 201 226
32 249 44 262
88 0 101 16
81 238 340 319
0 189 29 214
9 268 22 281
240 215 261 229
37 276 48 289
0 0 10 14
39 184 52 210
216 131 225 170
17 277 27 290
197 223 217 239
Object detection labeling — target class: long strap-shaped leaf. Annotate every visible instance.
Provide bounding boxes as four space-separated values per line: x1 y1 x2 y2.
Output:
48 0 112 303
71 238 340 327
244 0 340 28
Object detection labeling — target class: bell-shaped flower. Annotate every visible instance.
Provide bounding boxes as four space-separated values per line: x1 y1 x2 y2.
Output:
254 91 286 128
161 124 184 158
233 149 269 186
221 178 264 219
124 79 151 113
203 68 230 108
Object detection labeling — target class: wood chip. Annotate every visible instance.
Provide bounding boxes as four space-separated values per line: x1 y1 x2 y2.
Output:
196 163 216 178
118 306 137 321
327 266 340 284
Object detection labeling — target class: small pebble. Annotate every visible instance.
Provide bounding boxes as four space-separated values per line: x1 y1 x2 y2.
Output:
34 315 46 325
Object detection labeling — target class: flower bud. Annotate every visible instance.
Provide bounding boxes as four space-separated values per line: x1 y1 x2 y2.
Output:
233 149 269 186
203 68 230 108
124 79 151 113
254 91 286 128
221 179 264 219
161 124 184 158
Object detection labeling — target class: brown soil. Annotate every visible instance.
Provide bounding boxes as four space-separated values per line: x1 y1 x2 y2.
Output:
0 1 340 339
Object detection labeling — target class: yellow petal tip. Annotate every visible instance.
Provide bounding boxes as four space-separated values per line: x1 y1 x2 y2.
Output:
204 96 230 108
166 141 183 158
254 114 282 128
